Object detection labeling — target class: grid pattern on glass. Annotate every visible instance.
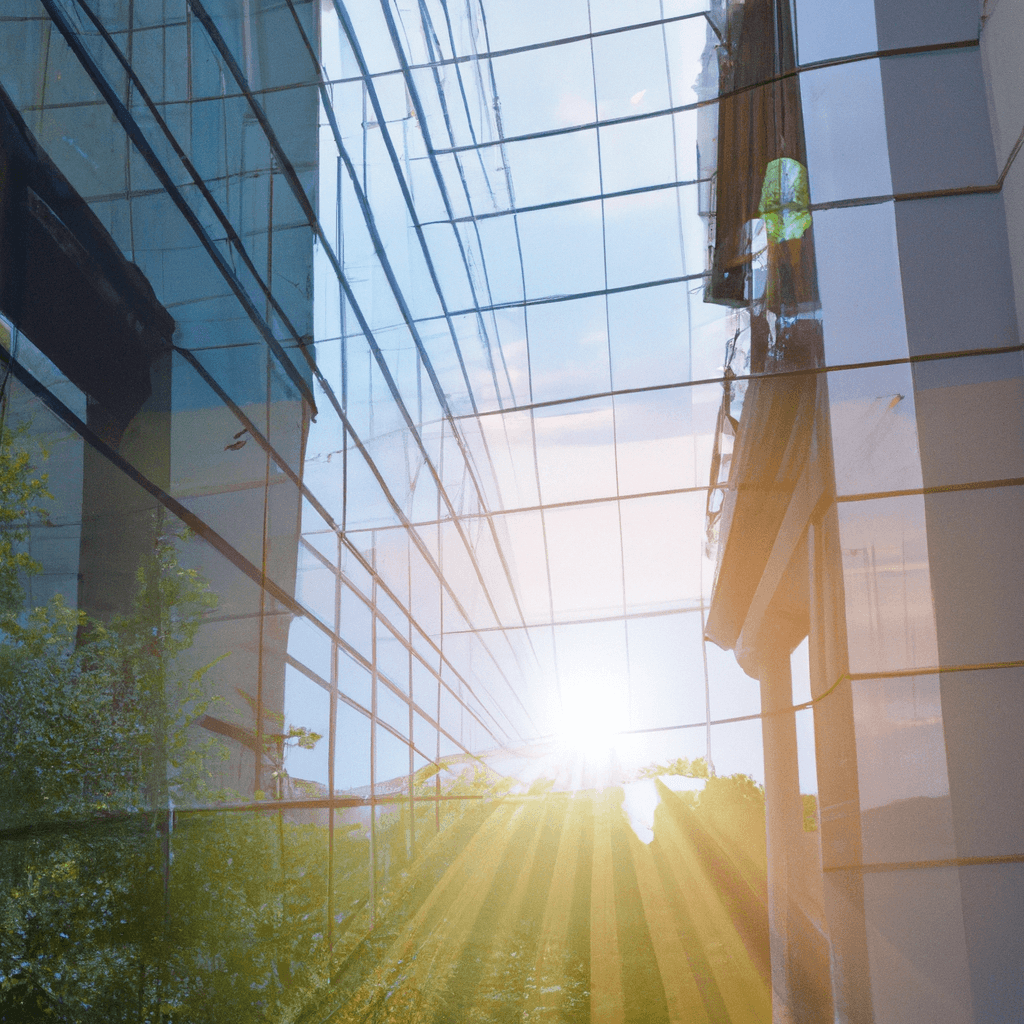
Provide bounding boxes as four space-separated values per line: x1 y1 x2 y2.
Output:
0 0 1020 1019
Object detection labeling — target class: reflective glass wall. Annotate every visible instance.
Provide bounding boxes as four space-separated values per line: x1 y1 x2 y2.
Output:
0 0 1021 1021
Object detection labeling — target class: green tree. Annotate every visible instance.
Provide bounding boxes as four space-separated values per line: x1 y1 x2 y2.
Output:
0 425 346 1022
637 755 711 780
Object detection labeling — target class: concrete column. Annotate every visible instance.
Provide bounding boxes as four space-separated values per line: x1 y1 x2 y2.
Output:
760 637 834 1023
760 642 802 1023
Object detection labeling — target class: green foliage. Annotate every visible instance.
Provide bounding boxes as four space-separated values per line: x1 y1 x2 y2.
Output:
0 533 225 823
235 688 324 801
302 783 505 1024
0 424 50 614
527 775 556 796
802 792 819 832
164 813 335 1021
637 755 711 780
0 427 271 1021
672 772 768 888
0 427 376 1023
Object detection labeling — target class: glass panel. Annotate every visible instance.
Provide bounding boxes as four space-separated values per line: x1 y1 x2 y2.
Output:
534 397 618 505
335 700 372 794
613 390 696 495
600 115 679 194
377 679 411 739
480 0 590 50
496 510 552 623
488 40 596 138
913 349 1024 488
588 0 663 36
607 280 690 391
851 673 954 864
3 0 1019 1017
544 503 623 616
828 363 923 497
837 495 940 675
377 621 410 693
625 612 708 730
593 25 672 120
294 540 338 628
862 867 974 1024
815 201 909 366
339 649 373 711
503 128 602 207
288 614 334 684
527 295 610 403
795 0 878 64
603 188 686 289
375 722 411 792
620 492 705 610
801 59 892 204
281 663 331 797
517 201 606 299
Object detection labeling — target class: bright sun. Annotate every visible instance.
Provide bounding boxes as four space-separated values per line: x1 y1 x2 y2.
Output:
554 679 623 759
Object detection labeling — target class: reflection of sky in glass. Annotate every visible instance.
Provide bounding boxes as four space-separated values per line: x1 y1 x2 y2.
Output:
4 2 1019 1018
296 0 883 789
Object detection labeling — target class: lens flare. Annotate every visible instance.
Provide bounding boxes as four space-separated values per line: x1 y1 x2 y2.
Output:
554 678 623 761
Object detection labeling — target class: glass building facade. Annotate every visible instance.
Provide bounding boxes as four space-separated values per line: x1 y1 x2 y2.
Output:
0 0 1021 1021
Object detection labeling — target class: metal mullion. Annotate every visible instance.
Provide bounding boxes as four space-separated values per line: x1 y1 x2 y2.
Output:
341 483 715 533
661 0 714 772
299 535 340 573
369 571 378 926
435 468 442 831
0 346 515 757
445 603 709 636
323 2 544 690
584 0 633 732
419 175 710 226
463 341 1024 419
407 539 415 860
70 0 317 384
327 527 341 948
403 0 516 402
432 102 710 155
338 535 523 733
325 546 518 743
439 270 709 320
42 0 318 412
